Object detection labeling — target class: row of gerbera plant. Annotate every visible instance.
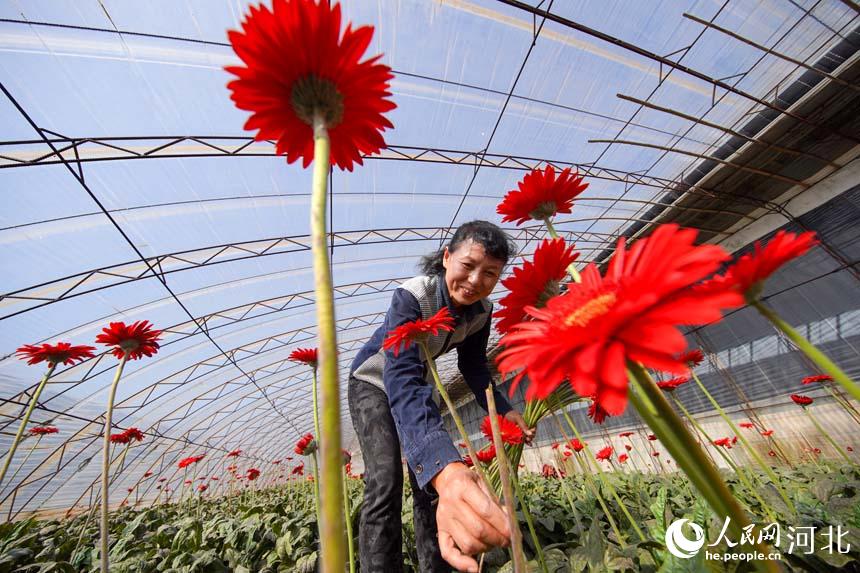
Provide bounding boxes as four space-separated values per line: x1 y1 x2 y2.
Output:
217 0 858 570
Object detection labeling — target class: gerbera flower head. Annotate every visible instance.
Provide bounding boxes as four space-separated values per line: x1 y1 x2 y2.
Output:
595 446 613 461
618 431 634 438
618 453 629 463
739 422 754 429
677 349 704 367
226 0 396 171
802 374 833 385
383 307 455 357
647 434 657 441
124 428 144 442
588 399 610 425
246 468 261 481
494 238 579 334
480 415 524 445
198 484 208 492
110 432 130 445
144 471 153 478
496 165 588 226
288 347 319 368
624 444 632 451
96 320 162 360
226 449 242 458
292 463 304 475
760 430 774 437
496 224 742 414
28 426 58 436
475 444 496 464
723 230 818 301
16 342 95 366
790 394 813 407
295 433 317 456
656 376 690 392
568 438 585 452
178 455 205 469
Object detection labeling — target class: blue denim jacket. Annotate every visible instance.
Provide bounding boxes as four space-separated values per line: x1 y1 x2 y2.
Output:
350 274 512 489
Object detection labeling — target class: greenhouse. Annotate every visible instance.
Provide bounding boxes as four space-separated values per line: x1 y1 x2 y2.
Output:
1 0 859 571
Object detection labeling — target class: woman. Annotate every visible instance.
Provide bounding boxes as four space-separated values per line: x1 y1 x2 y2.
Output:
348 220 535 573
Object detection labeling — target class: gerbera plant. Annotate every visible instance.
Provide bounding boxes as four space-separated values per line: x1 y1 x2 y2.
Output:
2 342 94 489
790 393 851 464
95 320 161 573
226 2 395 567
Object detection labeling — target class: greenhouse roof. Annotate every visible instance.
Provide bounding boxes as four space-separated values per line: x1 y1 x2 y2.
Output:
1 0 858 516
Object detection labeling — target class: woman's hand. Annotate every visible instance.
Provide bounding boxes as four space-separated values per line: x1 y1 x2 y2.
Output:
504 410 536 444
431 462 510 572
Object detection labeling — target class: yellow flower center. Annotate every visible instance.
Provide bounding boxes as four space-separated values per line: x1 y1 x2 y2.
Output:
563 292 617 328
291 75 344 128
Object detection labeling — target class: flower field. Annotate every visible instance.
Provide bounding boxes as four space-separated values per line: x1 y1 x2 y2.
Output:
2 462 858 572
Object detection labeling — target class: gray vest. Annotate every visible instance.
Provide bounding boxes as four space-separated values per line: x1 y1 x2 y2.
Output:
352 275 492 400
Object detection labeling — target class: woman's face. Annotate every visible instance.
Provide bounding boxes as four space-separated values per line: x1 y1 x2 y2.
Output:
442 239 504 308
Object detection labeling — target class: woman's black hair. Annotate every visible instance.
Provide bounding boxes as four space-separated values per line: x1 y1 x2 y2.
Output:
419 220 516 276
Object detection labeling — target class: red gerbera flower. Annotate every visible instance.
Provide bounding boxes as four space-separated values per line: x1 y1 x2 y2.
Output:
653 452 660 457
494 238 579 334
383 307 455 357
178 455 205 469
739 422 754 429
144 471 153 478
124 428 144 442
226 449 242 458
291 463 304 475
624 444 632 451
273 459 281 465
802 374 833 385
562 450 572 458
184 480 193 485
16 342 95 366
475 444 496 464
676 349 704 367
95 320 162 360
595 446 613 461
226 0 396 171
618 431 634 438
295 433 317 456
211 476 219 481
110 432 130 445
760 430 774 437
656 376 690 392
157 477 167 482
647 434 657 441
790 394 813 406
588 399 610 425
551 443 560 450
288 348 319 368
496 165 589 226
198 484 208 492
768 450 777 457
496 224 742 413
618 453 629 463
722 230 818 301
568 438 585 452
28 426 58 436
246 468 261 481
479 415 524 445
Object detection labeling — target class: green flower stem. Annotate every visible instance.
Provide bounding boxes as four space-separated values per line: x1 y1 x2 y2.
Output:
310 367 323 535
556 406 647 543
553 461 584 536
824 385 860 425
311 113 346 572
803 407 852 464
753 300 860 402
419 341 495 497
511 474 547 573
670 395 777 522
311 453 322 545
689 370 796 514
101 352 129 573
0 363 57 489
486 388 528 572
543 218 581 283
627 362 778 573
549 412 627 548
342 466 356 573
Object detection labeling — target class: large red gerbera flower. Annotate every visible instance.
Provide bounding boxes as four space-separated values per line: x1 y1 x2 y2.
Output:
95 321 162 360
656 376 690 392
595 446 613 461
494 238 579 334
475 444 496 464
496 224 743 414
479 415 524 445
16 342 95 366
383 307 455 357
178 455 205 469
226 0 396 171
802 374 833 385
568 438 585 452
496 165 589 226
246 468 261 481
790 394 813 407
28 426 58 436
722 230 818 301
295 433 317 456
288 348 319 368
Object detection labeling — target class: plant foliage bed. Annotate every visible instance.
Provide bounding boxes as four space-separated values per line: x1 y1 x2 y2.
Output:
1 463 859 572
